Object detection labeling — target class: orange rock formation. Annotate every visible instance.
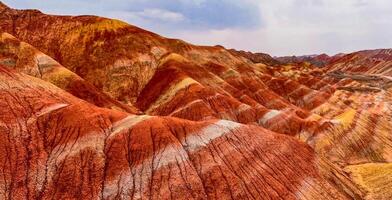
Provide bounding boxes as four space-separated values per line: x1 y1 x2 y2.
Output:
0 2 391 199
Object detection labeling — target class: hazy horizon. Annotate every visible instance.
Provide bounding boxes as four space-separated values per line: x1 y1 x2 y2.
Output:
3 0 392 56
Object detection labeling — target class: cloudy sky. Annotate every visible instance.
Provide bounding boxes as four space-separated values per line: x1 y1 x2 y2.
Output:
3 0 392 56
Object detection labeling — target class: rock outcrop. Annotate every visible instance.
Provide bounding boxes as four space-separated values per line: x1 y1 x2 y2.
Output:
0 2 391 199
0 65 349 199
0 32 139 113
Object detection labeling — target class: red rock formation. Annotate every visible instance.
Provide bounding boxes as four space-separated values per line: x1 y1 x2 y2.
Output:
228 49 281 66
0 2 391 199
327 49 392 74
0 32 139 114
0 5 326 135
276 53 345 67
0 65 350 199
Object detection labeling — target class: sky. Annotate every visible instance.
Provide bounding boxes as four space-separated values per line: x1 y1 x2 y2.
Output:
3 0 392 56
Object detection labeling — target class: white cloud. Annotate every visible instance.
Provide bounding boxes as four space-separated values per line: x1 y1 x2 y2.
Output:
255 0 392 55
178 0 206 6
166 0 392 56
134 8 185 22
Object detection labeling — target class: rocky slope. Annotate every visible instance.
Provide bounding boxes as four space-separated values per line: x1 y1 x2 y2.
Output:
276 53 345 67
0 64 352 199
0 32 139 113
228 49 281 66
0 2 391 200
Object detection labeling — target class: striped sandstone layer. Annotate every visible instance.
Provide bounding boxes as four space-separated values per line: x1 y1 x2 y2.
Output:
0 2 391 199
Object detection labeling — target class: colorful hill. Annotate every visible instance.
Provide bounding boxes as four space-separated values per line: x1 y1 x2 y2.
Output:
0 2 391 199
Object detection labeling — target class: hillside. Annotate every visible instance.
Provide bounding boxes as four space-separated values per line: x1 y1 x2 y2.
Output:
0 2 391 199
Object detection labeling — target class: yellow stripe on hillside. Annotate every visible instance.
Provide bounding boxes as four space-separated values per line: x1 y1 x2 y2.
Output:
146 77 199 113
344 163 392 200
335 108 356 129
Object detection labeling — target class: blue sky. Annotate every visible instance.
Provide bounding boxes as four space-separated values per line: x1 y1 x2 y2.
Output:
3 0 392 56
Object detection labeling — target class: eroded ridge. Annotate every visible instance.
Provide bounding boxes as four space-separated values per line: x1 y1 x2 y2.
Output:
0 3 391 199
0 66 350 199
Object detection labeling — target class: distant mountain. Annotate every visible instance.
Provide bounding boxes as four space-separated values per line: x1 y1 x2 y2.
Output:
276 53 346 67
227 48 281 66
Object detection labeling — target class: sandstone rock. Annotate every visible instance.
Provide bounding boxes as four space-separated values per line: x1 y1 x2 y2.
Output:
0 65 349 199
0 2 391 199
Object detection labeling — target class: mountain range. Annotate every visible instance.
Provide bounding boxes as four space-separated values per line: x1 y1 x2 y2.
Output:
0 2 391 199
